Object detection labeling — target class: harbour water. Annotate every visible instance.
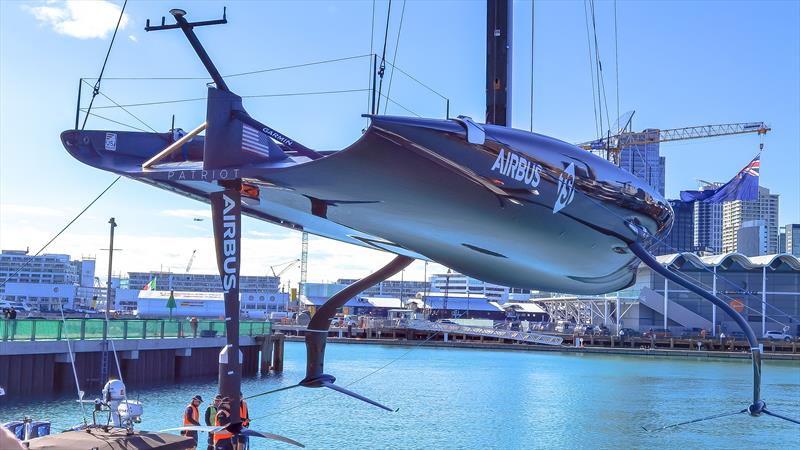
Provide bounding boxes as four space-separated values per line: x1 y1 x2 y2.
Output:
2 341 798 449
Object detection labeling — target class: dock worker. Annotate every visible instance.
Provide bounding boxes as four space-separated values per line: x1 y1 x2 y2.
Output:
182 394 203 448
214 397 234 450
204 395 222 450
235 392 250 450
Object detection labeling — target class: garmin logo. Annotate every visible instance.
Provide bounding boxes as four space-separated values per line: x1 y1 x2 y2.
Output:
221 194 238 292
553 163 576 214
262 127 294 147
490 148 542 187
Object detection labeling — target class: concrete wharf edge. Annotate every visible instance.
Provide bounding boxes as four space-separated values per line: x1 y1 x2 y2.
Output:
284 335 800 362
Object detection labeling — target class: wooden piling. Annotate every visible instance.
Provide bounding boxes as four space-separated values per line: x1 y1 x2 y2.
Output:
259 335 273 374
272 333 285 372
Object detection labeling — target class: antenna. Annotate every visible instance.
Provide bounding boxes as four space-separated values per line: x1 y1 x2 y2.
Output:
145 8 229 91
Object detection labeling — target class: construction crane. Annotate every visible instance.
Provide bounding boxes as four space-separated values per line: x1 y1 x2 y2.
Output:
577 114 770 164
185 249 196 273
269 259 300 278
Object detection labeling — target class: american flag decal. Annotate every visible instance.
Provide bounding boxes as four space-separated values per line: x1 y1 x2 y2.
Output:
241 124 271 157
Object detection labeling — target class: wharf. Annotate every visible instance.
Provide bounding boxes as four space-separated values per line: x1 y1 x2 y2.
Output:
276 325 800 361
0 319 284 397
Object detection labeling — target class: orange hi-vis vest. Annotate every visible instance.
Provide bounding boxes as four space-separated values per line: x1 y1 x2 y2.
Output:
240 400 249 427
183 404 199 427
213 411 232 444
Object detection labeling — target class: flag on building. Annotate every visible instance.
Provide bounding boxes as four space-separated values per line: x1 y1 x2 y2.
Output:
680 154 760 203
142 277 157 291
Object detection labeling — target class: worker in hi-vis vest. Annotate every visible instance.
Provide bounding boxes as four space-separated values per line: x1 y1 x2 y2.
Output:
182 394 203 449
235 392 250 450
213 397 234 450
204 395 222 450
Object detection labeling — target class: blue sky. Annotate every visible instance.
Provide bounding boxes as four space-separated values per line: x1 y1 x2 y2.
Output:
1 0 798 283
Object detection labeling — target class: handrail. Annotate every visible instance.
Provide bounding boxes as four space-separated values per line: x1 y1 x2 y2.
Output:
407 320 564 346
0 318 271 342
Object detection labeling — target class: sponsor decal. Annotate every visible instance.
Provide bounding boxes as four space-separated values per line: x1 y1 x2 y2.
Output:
104 132 117 151
220 194 238 293
167 168 241 181
490 148 542 188
553 162 576 214
262 127 294 147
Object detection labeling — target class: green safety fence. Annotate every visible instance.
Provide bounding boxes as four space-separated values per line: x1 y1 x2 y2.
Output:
0 319 271 342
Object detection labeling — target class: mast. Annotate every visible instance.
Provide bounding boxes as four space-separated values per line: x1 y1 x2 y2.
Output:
486 0 513 126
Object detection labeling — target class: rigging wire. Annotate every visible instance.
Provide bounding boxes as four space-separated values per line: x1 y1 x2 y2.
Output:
81 0 128 130
374 0 393 114
614 0 620 130
0 177 122 289
58 302 88 426
380 93 421 117
89 88 372 110
530 0 535 132
583 0 600 138
95 54 374 81
84 80 158 133
79 111 149 132
248 331 440 421
383 0 407 114
368 0 376 120
589 0 610 135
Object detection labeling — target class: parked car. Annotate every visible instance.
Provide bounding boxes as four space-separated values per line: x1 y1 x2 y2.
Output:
593 325 610 336
763 330 794 342
729 331 747 340
555 320 575 334
643 328 672 338
437 319 457 325
574 324 595 336
618 327 640 337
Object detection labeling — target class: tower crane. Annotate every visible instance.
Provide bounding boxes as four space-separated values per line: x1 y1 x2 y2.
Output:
185 249 196 273
269 259 300 278
577 113 770 164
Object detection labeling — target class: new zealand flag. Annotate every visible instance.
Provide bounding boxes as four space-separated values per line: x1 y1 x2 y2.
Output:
680 154 760 203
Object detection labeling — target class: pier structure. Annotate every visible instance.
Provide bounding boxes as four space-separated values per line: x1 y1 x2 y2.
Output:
0 318 283 397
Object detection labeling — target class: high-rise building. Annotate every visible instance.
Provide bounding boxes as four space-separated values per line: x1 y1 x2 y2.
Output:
722 186 779 254
619 129 665 196
736 220 768 256
693 182 724 254
779 230 787 254
652 200 694 255
786 224 800 256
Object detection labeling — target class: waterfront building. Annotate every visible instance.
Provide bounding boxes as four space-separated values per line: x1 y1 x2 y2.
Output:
126 271 279 292
785 224 800 256
652 200 694 255
335 278 430 301
693 182 724 254
618 129 666 196
0 250 101 311
637 252 799 335
429 272 527 303
537 252 800 336
722 186 779 254
116 271 283 313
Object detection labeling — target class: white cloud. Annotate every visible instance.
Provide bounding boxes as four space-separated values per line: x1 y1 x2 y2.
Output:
160 209 212 219
0 204 64 217
24 0 129 40
128 34 137 42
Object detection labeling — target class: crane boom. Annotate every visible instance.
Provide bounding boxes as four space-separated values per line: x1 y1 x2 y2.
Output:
185 249 196 273
578 121 770 163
